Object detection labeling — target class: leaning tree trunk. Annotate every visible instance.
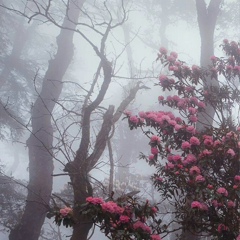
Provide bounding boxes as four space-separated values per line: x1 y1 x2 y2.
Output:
9 1 84 239
181 1 222 240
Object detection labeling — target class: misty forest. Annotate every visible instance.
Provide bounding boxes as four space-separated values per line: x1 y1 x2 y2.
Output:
0 0 239 240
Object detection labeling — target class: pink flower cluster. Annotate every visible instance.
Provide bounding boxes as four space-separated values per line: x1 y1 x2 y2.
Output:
216 187 228 197
60 207 73 217
191 201 208 211
133 221 151 233
86 197 104 205
101 201 124 214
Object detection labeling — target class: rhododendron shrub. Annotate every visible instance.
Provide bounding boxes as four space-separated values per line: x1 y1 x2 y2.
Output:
124 40 240 240
49 40 240 240
80 197 163 240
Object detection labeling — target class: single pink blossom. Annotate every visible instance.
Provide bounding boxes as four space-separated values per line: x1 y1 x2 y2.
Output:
181 141 191 150
191 201 202 209
217 224 229 233
151 207 158 214
151 147 159 155
189 166 201 175
195 175 205 183
186 126 196 134
151 235 162 240
188 107 198 114
60 207 72 217
150 135 161 143
170 51 178 59
148 154 155 161
86 197 104 205
158 96 164 101
190 136 200 145
227 200 235 208
133 221 151 233
198 101 206 109
189 115 198 123
101 201 124 214
234 175 240 184
217 187 228 197
129 116 139 124
165 163 175 170
159 47 167 55
227 148 235 157
156 177 163 182
207 184 214 190
119 215 130 223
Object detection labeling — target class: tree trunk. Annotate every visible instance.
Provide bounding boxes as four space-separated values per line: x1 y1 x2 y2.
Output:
9 1 84 239
196 0 222 132
180 1 222 240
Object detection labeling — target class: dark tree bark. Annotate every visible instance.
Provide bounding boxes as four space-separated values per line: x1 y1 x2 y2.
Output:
9 1 84 239
65 76 143 239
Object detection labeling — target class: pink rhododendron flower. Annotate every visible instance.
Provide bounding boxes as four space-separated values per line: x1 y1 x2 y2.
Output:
151 235 162 240
167 55 176 62
189 115 198 123
190 136 200 145
217 224 229 233
186 126 196 134
165 163 175 170
188 107 198 114
60 207 72 217
213 140 221 147
185 154 197 164
156 177 163 182
133 221 151 233
192 65 200 72
172 155 182 162
237 235 240 240
201 149 212 156
190 96 198 104
139 111 147 118
151 207 158 214
174 124 183 131
195 175 205 183
150 135 161 143
151 147 159 155
181 141 191 150
170 51 178 58
210 55 217 62
129 116 139 124
227 200 235 208
198 101 206 109
124 110 131 116
217 187 228 197
191 201 202 209
148 154 155 161
234 175 240 184
189 166 201 175
159 47 167 55
207 184 213 190
200 203 208 211
227 148 235 157
158 96 164 101
86 197 104 205
119 215 130 223
203 138 213 147
212 200 219 208
101 201 124 214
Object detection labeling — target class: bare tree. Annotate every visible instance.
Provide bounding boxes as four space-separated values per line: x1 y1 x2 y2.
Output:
7 1 83 239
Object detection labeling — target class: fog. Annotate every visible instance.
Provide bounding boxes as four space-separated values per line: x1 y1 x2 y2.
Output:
0 0 239 240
